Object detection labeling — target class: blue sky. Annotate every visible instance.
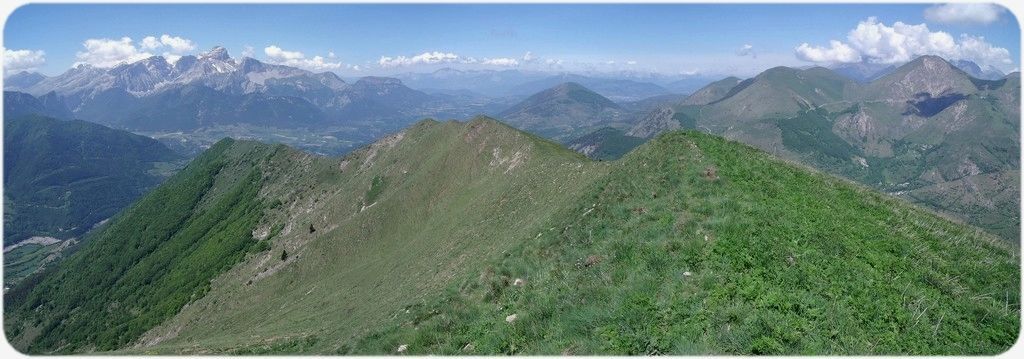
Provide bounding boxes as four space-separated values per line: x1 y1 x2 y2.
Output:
3 3 1020 77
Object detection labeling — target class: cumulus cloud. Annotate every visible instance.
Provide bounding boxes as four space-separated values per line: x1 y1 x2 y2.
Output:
139 34 196 53
378 51 462 68
159 35 196 53
74 34 198 67
924 3 1006 25
140 36 161 50
795 40 861 63
241 45 255 58
795 17 1013 70
3 48 46 72
481 57 520 66
75 37 153 67
627 60 638 65
736 44 758 58
264 45 343 71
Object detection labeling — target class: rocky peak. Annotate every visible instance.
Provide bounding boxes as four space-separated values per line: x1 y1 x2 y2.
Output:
238 57 267 73
173 55 198 72
873 55 975 100
200 46 231 61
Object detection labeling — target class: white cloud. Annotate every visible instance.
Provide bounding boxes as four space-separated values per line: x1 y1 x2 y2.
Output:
736 44 758 58
957 34 1012 65
924 4 1005 25
522 51 536 62
626 60 638 65
264 45 304 61
159 35 196 53
378 51 462 68
795 17 1013 70
140 36 161 50
241 45 255 58
74 34 197 68
3 48 46 72
481 57 520 66
795 40 861 63
264 45 343 71
75 37 153 67
139 34 195 54
163 54 183 65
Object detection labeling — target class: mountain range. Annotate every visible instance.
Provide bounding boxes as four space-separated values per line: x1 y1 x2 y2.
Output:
4 117 1016 354
570 55 1020 241
391 68 694 101
5 47 442 132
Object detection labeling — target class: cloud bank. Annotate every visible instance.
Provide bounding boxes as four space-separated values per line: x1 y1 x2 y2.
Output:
795 17 1012 70
75 34 197 67
264 45 344 72
4 48 46 72
378 51 463 68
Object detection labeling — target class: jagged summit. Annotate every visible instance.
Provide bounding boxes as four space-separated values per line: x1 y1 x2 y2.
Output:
200 45 231 61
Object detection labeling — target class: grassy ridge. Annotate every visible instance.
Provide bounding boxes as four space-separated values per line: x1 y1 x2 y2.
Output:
125 118 608 354
5 120 1016 355
4 139 278 353
349 131 1018 354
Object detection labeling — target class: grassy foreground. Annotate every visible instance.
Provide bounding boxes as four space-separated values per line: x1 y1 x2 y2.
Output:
348 131 1019 355
5 119 1018 355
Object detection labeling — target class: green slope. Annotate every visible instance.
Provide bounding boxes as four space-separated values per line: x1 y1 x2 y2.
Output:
5 119 1017 355
590 56 1019 241
3 115 187 287
567 127 646 160
4 138 277 353
3 115 184 247
349 131 1019 355
126 118 605 354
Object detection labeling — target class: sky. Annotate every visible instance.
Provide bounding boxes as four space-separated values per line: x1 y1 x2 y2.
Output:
2 3 1021 77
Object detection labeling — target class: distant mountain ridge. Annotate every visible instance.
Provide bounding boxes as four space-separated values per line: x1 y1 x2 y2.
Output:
499 82 630 141
6 46 437 131
570 55 1020 240
506 74 672 101
392 67 687 101
4 91 74 120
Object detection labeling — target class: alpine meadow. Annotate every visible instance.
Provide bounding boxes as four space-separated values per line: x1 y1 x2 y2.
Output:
1 2 1021 356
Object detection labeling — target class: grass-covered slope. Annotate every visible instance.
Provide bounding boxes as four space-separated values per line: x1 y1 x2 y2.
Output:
348 131 1019 355
594 56 1019 241
567 127 646 161
3 115 183 247
120 117 606 354
4 138 280 353
5 119 1016 355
